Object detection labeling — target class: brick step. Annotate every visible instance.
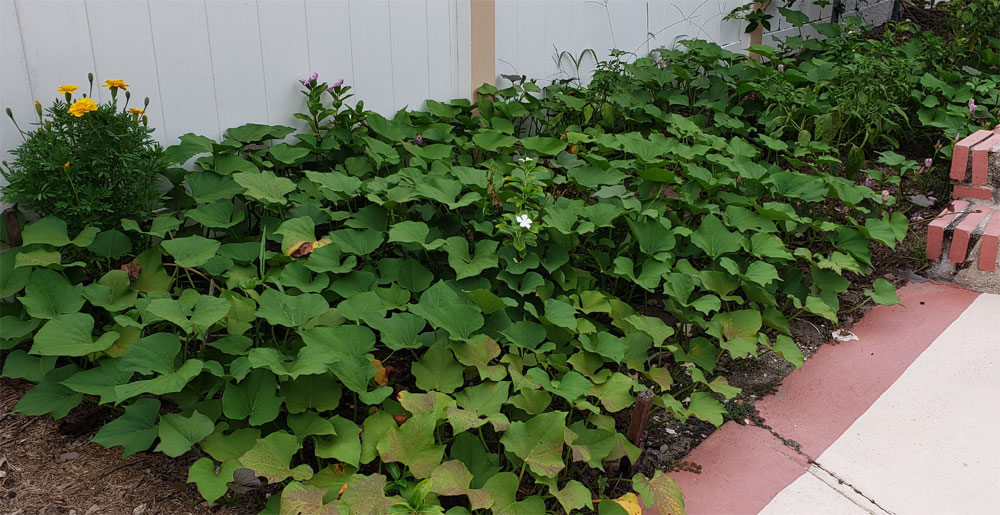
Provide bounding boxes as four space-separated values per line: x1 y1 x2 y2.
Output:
927 125 1000 275
927 202 1000 271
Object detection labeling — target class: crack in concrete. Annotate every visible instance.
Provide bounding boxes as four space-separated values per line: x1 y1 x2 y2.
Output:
748 419 895 514
807 460 896 515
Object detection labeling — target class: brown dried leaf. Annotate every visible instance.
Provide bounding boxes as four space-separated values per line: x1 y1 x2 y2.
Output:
289 241 314 258
121 262 141 280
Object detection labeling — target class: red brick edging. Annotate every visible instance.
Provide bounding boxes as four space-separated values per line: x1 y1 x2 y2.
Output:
667 282 979 514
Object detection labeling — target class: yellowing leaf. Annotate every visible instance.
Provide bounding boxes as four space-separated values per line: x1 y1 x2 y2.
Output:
238 431 313 483
372 359 388 386
634 471 685 515
614 492 643 515
279 481 342 514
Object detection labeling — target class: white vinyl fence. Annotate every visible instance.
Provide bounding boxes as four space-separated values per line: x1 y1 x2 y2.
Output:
1 0 893 162
1 0 470 151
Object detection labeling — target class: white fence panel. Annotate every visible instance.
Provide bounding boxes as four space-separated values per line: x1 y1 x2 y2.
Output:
205 0 269 133
16 0 96 105
389 0 432 111
349 0 396 115
259 1 312 133
0 0 31 192
495 0 751 88
148 0 220 143
1 0 882 163
304 0 356 95
1 0 468 156
85 0 167 143
427 0 459 102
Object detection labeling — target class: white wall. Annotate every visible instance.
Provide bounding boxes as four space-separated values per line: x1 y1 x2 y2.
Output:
0 0 470 158
494 0 757 87
1 0 888 163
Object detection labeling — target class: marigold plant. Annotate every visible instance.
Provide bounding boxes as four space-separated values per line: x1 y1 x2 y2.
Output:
2 76 164 232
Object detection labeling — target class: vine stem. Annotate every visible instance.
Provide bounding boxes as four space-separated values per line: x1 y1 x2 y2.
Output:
163 263 210 288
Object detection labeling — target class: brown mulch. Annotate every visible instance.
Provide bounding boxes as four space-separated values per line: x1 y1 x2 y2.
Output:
0 378 264 515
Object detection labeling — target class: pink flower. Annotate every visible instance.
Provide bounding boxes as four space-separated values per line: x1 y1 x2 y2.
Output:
969 98 977 116
934 139 942 151
864 176 874 188
917 158 932 175
328 79 344 92
300 72 319 86
414 135 424 147
881 190 890 202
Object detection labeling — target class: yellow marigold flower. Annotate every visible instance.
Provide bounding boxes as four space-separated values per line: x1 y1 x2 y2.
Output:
102 79 129 90
68 97 98 117
64 162 70 168
57 84 79 95
128 108 144 115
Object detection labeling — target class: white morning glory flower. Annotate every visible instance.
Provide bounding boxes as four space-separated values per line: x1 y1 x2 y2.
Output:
515 214 532 229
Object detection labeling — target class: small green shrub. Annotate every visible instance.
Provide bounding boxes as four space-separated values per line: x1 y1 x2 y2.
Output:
2 77 164 232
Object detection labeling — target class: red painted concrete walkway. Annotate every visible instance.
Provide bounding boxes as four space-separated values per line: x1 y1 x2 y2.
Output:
666 282 989 514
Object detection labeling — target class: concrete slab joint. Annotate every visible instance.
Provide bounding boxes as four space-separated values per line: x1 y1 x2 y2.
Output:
926 125 1000 290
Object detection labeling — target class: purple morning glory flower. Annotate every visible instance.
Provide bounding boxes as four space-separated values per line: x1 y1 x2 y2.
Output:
924 158 933 168
414 135 424 147
881 190 890 202
300 72 319 86
969 98 976 116
864 176 874 188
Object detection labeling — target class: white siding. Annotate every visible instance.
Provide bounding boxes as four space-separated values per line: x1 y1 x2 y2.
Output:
0 0 467 157
495 0 752 87
0 0 872 161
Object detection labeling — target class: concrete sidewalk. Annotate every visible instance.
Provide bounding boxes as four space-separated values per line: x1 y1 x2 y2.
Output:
668 282 1000 515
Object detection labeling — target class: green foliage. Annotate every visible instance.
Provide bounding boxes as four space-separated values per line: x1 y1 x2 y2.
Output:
2 81 164 232
8 27 991 510
946 0 1000 52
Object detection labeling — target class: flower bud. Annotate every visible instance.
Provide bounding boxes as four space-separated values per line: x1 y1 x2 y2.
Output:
924 158 932 168
881 190 890 202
